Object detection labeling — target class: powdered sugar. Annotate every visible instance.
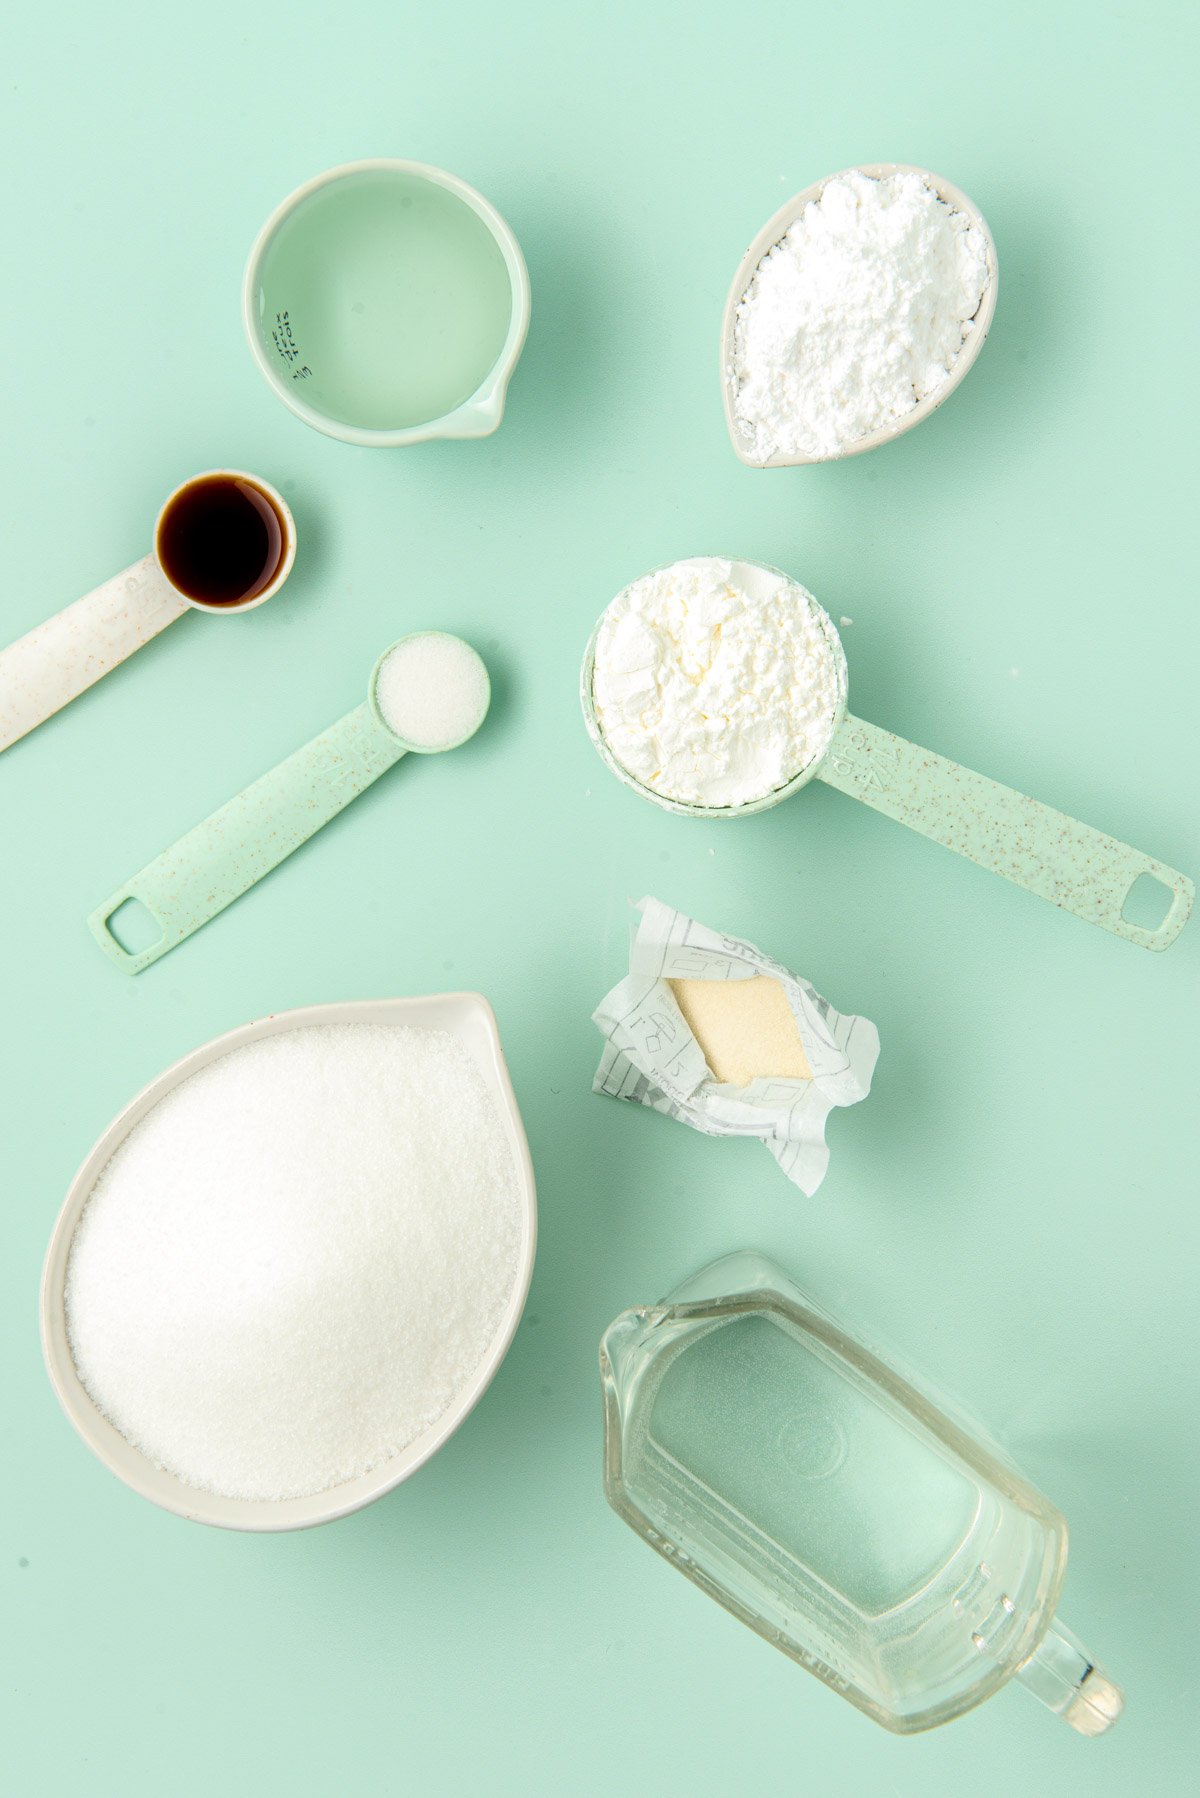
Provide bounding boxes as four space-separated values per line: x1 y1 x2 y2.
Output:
64 1023 522 1502
590 557 844 809
731 169 991 462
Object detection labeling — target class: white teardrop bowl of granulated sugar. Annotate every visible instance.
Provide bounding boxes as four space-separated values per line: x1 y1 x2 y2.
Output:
722 164 998 467
40 994 536 1531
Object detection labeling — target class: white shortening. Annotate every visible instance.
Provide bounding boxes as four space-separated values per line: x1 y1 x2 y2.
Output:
591 556 842 808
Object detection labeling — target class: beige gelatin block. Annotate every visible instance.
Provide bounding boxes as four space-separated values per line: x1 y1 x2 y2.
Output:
669 976 811 1086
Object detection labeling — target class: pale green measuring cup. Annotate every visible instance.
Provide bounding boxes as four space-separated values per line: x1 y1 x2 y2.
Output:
581 558 1193 951
243 160 530 448
90 632 490 974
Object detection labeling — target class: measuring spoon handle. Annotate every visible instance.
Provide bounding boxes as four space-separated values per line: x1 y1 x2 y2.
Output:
0 556 187 753
90 702 404 974
817 715 1193 950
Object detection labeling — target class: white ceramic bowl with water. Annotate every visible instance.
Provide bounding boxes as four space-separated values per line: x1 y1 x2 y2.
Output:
40 993 537 1531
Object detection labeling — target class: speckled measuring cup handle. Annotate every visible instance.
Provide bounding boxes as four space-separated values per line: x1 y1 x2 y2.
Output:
90 703 403 974
818 716 1193 950
0 557 186 753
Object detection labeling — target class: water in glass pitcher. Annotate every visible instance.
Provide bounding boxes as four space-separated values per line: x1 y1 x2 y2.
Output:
600 1253 1113 1734
643 1309 980 1616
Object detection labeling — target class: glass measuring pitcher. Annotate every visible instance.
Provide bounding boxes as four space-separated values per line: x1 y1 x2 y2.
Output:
601 1252 1123 1735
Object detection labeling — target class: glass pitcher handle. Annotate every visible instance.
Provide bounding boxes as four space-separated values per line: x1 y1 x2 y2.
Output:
1015 1618 1124 1735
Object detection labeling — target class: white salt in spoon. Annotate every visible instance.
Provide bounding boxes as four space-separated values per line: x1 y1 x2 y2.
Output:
721 163 999 466
89 631 490 973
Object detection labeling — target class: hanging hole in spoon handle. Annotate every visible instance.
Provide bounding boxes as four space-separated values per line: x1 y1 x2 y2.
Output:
88 702 405 973
87 634 492 974
90 889 172 976
816 716 1193 951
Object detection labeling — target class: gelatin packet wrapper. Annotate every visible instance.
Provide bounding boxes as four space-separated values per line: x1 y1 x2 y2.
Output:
591 896 879 1195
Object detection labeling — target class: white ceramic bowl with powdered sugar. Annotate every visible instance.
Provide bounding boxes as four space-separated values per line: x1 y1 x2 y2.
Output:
722 163 998 467
40 994 537 1531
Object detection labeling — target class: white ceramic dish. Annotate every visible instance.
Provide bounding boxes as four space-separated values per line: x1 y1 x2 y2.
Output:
40 994 537 1532
720 162 999 467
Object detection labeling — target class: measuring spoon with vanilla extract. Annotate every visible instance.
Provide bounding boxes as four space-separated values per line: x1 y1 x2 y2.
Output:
0 470 296 754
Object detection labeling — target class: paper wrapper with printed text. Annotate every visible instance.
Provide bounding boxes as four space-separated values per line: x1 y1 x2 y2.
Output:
591 897 879 1195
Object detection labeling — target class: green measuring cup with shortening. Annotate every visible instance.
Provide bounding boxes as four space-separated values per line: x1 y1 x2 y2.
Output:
90 632 490 974
582 557 1193 951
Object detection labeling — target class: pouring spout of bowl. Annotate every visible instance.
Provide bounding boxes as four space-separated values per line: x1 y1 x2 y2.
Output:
435 231 529 442
439 382 511 440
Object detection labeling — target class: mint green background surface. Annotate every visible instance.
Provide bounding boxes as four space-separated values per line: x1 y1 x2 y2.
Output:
3 3 1198 1791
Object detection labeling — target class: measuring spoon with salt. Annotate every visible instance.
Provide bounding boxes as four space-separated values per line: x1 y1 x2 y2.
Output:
582 557 1193 951
89 632 490 974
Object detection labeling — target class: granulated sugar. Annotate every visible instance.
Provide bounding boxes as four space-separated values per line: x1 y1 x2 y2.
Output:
375 633 490 748
731 169 991 462
65 1023 522 1502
